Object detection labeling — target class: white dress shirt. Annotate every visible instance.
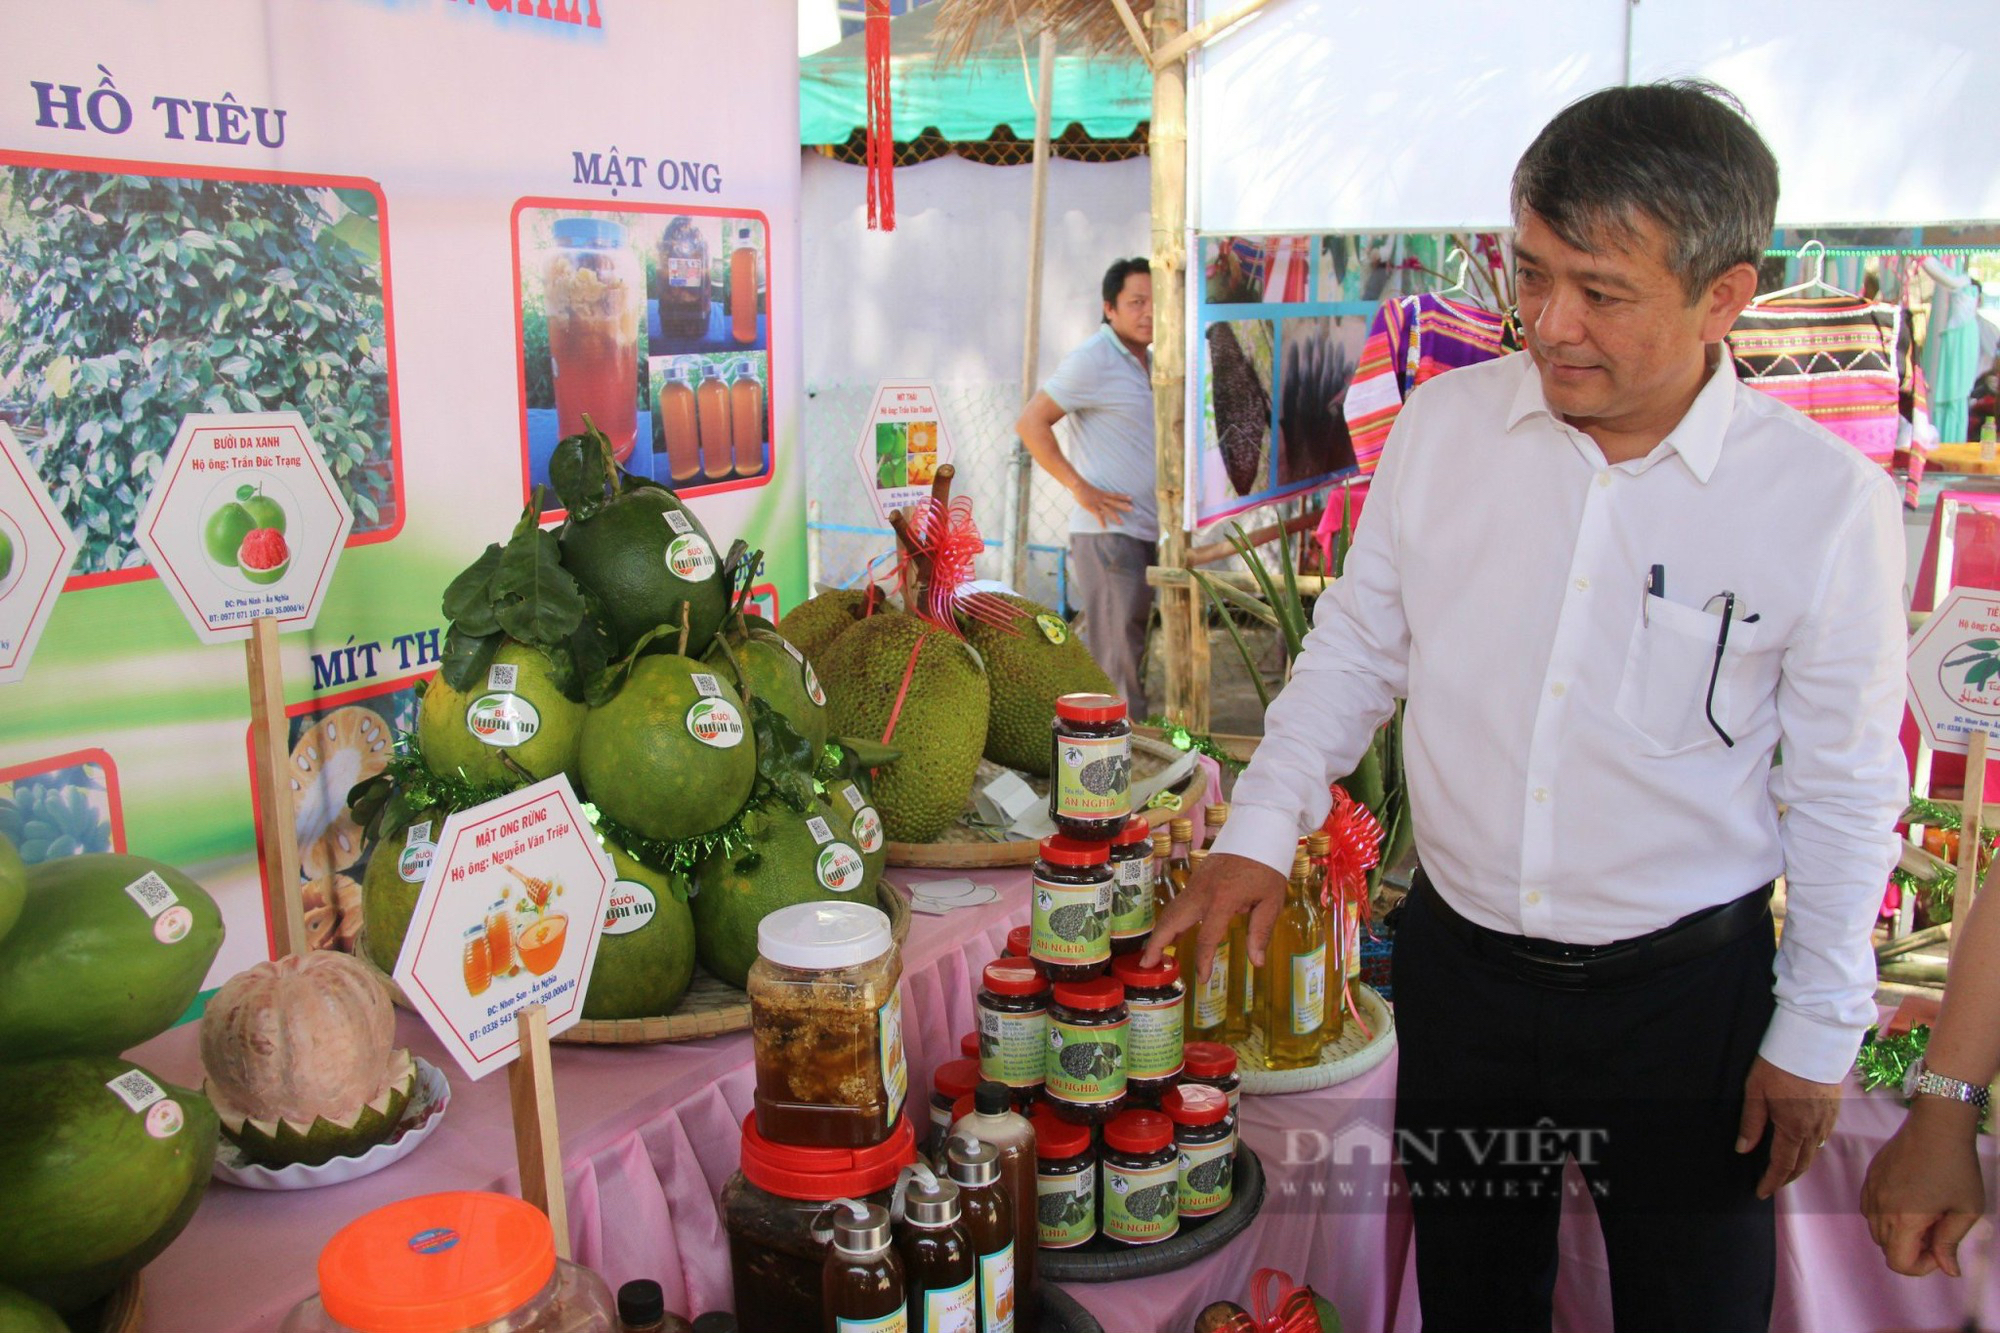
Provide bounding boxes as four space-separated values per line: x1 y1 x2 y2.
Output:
1214 350 1909 1083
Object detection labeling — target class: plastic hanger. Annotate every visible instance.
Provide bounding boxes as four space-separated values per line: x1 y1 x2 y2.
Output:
1751 239 1863 305
1437 246 1472 300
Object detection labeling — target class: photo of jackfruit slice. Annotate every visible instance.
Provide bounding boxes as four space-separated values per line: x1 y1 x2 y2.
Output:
1077 755 1130 796
301 873 364 953
290 706 391 880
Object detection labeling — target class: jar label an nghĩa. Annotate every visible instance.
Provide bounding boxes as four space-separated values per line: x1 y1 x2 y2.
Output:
1110 856 1154 940
1125 993 1184 1081
1103 1157 1180 1244
1178 1132 1236 1217
1036 1167 1096 1248
1044 1015 1126 1103
1051 732 1131 820
1031 876 1111 967
978 1006 1047 1088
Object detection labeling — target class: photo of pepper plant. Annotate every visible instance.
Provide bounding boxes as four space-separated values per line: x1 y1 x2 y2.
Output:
0 161 397 577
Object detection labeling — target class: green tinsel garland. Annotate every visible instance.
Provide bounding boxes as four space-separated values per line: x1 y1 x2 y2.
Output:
1142 715 1245 774
1854 1023 1931 1097
1890 796 1999 925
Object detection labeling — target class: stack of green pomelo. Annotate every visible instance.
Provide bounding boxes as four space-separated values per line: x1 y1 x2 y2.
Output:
0 841 226 1320
354 426 888 1034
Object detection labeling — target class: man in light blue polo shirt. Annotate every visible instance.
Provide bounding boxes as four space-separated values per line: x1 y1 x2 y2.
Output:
1015 258 1157 714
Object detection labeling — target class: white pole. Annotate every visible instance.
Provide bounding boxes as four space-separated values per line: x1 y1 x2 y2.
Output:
1008 26 1058 593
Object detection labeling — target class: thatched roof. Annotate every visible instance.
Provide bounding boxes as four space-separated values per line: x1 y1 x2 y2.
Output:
931 0 1152 66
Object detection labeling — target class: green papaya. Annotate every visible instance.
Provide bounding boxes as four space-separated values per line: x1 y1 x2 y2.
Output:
0 1057 216 1313
0 854 224 1061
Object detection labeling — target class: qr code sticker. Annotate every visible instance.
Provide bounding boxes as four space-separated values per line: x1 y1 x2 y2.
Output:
843 783 865 806
806 816 835 845
691 673 721 698
408 821 433 846
123 871 180 919
664 510 692 535
781 639 804 663
487 663 520 691
106 1069 166 1113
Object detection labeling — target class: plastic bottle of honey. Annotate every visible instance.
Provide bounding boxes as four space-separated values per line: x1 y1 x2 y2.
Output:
696 363 734 482
729 223 760 345
945 1138 1015 1333
821 1201 906 1333
729 360 766 476
657 364 702 484
896 1173 975 1333
950 1083 1037 1331
1257 847 1326 1070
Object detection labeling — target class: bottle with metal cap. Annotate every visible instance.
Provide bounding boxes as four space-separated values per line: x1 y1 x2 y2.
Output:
953 1083 1038 1330
821 1200 906 1333
896 1172 975 1333
946 1138 1016 1333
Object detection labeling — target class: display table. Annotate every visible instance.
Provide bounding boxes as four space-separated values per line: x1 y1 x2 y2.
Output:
134 867 2000 1333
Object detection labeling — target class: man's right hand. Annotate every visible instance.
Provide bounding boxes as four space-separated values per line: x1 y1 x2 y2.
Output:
1140 851 1288 983
1072 480 1134 528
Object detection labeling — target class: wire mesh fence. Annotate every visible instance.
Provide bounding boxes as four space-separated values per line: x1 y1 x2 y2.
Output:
803 379 1081 613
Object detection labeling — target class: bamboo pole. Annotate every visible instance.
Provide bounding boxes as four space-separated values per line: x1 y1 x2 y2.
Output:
1150 0 1202 728
1149 0 1278 68
1107 0 1153 59
1010 26 1058 592
1952 728 1989 949
1186 511 1319 569
246 617 306 958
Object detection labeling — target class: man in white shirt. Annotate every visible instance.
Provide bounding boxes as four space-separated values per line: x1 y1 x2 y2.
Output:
1146 82 1907 1331
1016 259 1157 714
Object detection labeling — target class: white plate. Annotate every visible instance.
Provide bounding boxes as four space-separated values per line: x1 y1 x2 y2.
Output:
212 1057 451 1191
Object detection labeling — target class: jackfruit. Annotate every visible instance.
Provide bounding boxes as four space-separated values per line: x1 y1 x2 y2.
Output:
1056 1041 1120 1081
959 594 1116 776
1122 1182 1175 1222
818 612 989 844
1185 1154 1233 1194
776 589 874 674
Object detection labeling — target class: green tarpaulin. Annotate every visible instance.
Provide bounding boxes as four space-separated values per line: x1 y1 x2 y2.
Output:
800 8 1149 145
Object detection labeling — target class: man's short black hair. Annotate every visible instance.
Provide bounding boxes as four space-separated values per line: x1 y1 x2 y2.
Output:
1102 256 1151 309
1511 80 1779 301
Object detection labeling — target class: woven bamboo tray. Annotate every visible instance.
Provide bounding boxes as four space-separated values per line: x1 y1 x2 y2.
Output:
887 736 1203 869
556 879 912 1046
362 882 910 1046
1236 983 1397 1095
1038 1281 1105 1333
1038 1144 1265 1283
100 1274 142 1333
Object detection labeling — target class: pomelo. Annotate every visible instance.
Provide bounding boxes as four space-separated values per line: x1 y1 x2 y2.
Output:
0 1284 67 1333
0 832 23 947
0 854 224 1062
824 778 887 896
0 1056 216 1313
417 640 585 788
359 805 443 976
558 487 728 657
705 625 830 755
581 837 697 1020
578 653 756 843
0 527 14 584
691 797 869 987
238 526 290 584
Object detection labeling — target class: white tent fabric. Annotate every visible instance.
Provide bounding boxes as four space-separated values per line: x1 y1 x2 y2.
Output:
1193 0 1997 234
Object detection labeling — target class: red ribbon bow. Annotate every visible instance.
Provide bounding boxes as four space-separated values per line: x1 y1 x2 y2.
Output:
1250 1268 1326 1333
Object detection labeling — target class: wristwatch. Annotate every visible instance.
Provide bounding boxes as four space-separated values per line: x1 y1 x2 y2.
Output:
1903 1056 1992 1113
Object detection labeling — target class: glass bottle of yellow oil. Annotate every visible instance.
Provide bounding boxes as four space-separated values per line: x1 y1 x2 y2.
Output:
1308 831 1345 1042
1258 847 1327 1071
1174 846 1234 1044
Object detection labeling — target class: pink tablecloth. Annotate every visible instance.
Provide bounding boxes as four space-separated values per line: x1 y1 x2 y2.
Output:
134 828 1999 1330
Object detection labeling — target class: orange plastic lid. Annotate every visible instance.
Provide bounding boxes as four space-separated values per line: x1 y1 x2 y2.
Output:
318 1192 556 1333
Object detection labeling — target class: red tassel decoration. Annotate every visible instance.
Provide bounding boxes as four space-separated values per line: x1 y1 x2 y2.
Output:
864 0 895 231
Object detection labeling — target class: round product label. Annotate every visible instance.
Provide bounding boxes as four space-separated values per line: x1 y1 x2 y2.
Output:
398 843 436 885
851 805 885 854
816 842 867 893
153 905 193 945
602 880 658 936
145 1099 185 1140
804 661 827 707
466 693 541 748
664 533 717 581
684 697 746 749
1035 613 1069 645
